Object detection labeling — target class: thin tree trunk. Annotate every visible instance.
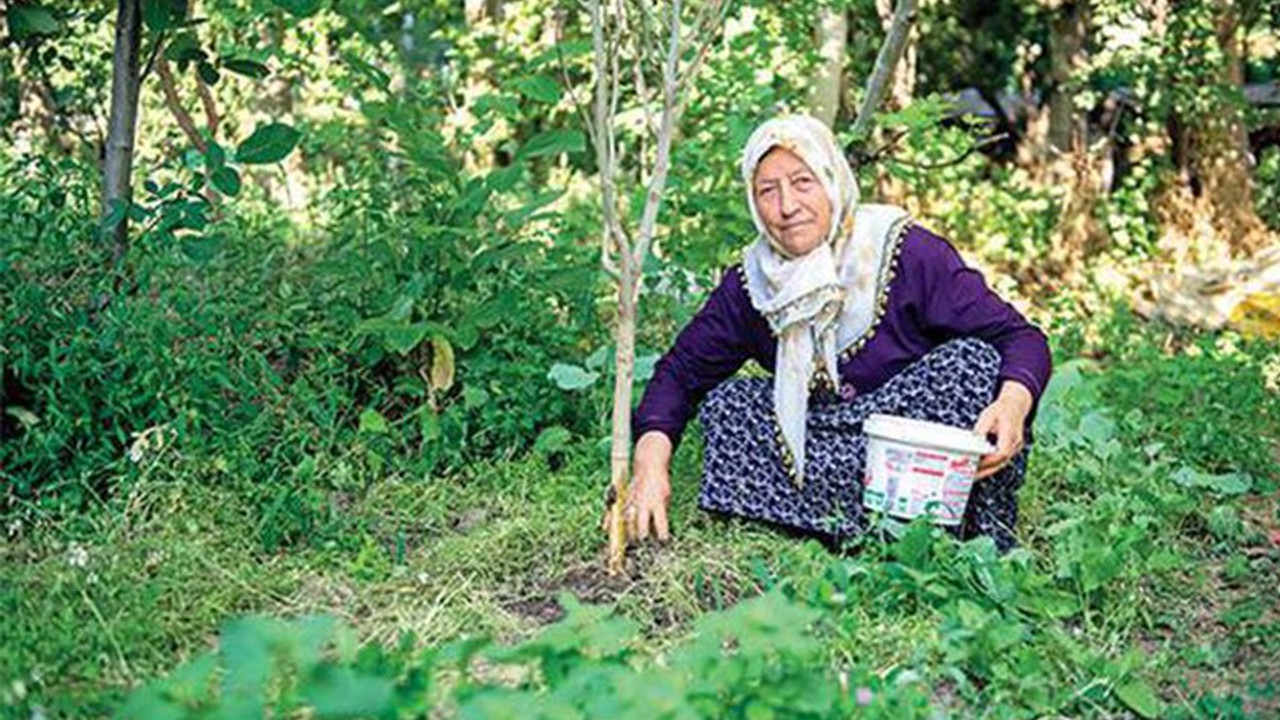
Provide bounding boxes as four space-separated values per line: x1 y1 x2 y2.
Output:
103 0 143 266
1046 0 1089 155
868 0 917 202
808 6 848 128
608 261 636 572
1194 0 1267 253
853 0 917 142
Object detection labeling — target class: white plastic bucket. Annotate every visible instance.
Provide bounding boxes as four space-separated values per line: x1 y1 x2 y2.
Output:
861 413 994 526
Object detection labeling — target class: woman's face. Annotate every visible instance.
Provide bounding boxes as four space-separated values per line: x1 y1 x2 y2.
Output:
752 147 833 258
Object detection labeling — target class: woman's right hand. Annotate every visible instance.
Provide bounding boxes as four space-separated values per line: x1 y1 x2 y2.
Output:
625 431 673 542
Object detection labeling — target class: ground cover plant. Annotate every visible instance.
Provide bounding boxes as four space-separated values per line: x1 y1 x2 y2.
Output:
3 0 1280 717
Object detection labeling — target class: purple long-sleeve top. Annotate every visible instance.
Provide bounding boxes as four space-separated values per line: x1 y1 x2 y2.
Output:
633 224 1052 449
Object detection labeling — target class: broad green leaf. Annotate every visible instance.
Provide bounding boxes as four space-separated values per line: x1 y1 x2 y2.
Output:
419 406 441 442
218 617 274 720
358 408 389 434
513 75 561 104
8 4 60 38
635 353 659 383
235 123 301 165
1077 411 1115 447
431 337 456 393
383 322 428 355
197 60 220 86
142 0 187 31
485 165 522 192
301 666 395 719
206 142 226 169
164 33 204 65
585 346 610 370
1115 679 1160 719
517 129 585 159
548 363 598 391
534 426 571 454
180 235 224 263
463 386 488 411
210 166 241 197
270 0 321 18
222 58 269 79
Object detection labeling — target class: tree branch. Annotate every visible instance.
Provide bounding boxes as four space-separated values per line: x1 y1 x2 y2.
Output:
156 56 207 153
195 73 220 138
630 0 681 275
851 0 918 142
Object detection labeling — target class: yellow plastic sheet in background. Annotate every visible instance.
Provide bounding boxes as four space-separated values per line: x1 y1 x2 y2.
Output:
1230 293 1280 339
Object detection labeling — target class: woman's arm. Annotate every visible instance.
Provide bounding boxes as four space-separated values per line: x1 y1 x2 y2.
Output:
632 267 756 450
907 227 1053 414
626 267 755 541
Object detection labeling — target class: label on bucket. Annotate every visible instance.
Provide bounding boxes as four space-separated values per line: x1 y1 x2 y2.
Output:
862 435 981 526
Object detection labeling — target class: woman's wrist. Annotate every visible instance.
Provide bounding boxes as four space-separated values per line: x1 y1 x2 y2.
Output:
635 431 673 467
998 380 1034 414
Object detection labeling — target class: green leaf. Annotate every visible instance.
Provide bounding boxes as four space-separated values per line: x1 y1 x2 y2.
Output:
206 141 226 169
431 337 456 393
1171 466 1252 496
635 353 659 383
222 58 269 79
270 0 321 18
485 165 522 192
513 75 562 104
218 617 274 720
235 123 301 164
548 363 598 391
383 322 429 356
8 4 60 38
210 166 242 197
419 407 441 442
4 407 40 429
180 235 224 263
358 409 389 435
301 666 395 719
517 129 585 160
1077 411 1115 447
339 51 390 91
534 426 571 454
1115 679 1160 719
197 60 220 86
164 32 204 65
142 0 187 31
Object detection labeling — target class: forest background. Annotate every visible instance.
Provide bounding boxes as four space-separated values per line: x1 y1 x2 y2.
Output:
2 0 1280 717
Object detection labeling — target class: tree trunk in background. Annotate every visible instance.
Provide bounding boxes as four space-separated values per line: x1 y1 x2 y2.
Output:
103 0 142 266
1046 0 1089 155
875 0 915 203
808 6 847 128
1161 0 1270 257
1189 0 1268 254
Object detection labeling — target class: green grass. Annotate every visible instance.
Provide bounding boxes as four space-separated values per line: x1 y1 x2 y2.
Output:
3 321 1279 718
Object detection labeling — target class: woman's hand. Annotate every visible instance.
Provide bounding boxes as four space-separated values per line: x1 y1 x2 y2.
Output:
973 381 1034 479
623 431 673 542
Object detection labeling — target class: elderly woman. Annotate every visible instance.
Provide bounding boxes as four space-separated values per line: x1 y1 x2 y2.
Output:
626 115 1051 552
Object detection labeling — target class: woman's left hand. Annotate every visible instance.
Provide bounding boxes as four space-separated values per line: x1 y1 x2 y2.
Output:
973 381 1034 479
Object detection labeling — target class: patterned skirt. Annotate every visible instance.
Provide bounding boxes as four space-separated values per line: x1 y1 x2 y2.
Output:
699 338 1028 552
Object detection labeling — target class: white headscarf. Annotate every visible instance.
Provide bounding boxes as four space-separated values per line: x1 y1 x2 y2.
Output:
740 115 910 485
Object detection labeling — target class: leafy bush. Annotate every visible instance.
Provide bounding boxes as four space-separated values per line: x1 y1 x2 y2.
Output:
0 107 607 544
